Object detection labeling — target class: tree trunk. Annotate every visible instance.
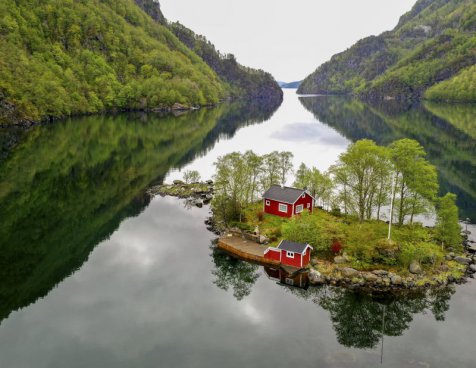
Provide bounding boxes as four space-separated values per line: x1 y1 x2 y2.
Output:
398 181 405 226
376 182 383 220
390 174 398 227
410 193 417 224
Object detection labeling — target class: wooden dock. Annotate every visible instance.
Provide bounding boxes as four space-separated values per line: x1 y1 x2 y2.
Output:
217 235 281 267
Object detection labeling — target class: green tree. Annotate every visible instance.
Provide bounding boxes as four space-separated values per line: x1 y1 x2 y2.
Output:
212 152 248 223
183 170 201 184
435 193 462 249
261 152 281 189
277 151 294 186
390 139 439 226
330 164 352 216
331 139 390 222
294 163 311 189
243 151 263 204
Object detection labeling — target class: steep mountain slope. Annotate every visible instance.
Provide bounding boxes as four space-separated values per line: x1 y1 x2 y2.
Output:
168 22 283 102
298 0 476 102
132 1 281 102
0 0 226 125
0 0 282 126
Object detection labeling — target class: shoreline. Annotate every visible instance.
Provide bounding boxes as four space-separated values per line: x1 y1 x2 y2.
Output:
0 94 285 129
0 101 225 129
149 181 476 293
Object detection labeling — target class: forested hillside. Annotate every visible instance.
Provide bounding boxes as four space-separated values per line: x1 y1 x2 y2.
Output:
298 0 476 102
167 22 282 102
133 1 281 102
0 0 281 126
0 0 228 125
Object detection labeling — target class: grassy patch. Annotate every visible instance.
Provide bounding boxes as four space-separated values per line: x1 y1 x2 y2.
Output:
243 202 461 275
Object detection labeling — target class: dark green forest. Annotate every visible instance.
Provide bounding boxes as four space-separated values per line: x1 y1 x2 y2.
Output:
0 0 281 126
298 0 476 103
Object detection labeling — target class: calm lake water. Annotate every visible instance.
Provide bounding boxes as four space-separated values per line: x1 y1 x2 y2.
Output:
0 90 475 367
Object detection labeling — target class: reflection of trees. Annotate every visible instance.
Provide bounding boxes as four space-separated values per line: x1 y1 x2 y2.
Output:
0 100 280 324
270 275 455 349
210 247 260 301
317 287 455 349
299 96 476 221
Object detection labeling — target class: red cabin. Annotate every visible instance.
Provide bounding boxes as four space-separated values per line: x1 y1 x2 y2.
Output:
264 240 313 268
263 185 314 218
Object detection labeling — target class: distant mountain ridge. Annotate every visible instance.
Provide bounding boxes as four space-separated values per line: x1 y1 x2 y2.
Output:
298 0 476 103
278 81 302 89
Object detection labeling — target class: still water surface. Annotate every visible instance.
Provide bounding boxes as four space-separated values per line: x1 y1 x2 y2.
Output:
0 90 475 367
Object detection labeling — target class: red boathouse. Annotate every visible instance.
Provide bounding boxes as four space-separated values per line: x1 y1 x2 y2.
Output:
264 240 313 268
263 185 314 218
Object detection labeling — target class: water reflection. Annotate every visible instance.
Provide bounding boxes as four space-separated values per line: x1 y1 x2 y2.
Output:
264 267 310 289
0 99 281 323
213 251 455 351
317 287 454 349
210 247 260 301
299 96 476 221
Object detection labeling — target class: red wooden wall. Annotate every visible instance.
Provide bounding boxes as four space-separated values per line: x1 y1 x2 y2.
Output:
263 199 293 218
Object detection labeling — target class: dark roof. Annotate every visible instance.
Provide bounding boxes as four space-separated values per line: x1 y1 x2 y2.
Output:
277 240 310 254
263 185 309 204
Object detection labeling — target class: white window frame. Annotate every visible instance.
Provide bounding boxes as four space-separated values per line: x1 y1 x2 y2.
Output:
286 251 294 258
296 204 304 214
265 200 270 206
278 203 288 213
307 203 310 209
302 193 305 198
285 278 294 286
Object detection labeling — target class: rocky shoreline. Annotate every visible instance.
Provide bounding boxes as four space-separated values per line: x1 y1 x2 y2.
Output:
148 181 475 293
307 233 476 292
147 179 214 208
0 101 226 129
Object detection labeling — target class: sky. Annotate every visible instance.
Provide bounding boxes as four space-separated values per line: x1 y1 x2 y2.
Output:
161 0 416 81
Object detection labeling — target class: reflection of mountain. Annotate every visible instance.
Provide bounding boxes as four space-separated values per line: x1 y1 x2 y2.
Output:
299 96 476 220
0 100 280 323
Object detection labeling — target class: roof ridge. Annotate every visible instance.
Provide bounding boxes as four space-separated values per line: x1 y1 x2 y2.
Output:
270 184 305 191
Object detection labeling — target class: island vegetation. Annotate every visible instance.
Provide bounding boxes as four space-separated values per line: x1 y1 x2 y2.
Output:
298 0 476 103
208 139 472 289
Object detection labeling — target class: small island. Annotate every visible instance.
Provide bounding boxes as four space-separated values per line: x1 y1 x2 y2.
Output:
153 138 475 292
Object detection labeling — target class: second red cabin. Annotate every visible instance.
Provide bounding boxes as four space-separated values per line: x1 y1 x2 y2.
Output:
263 185 314 218
264 240 313 268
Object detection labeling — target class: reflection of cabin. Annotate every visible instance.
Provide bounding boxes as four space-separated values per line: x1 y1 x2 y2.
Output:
264 240 312 268
263 185 314 218
264 267 309 289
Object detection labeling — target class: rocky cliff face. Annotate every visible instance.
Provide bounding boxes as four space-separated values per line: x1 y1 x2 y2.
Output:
298 0 476 102
134 0 165 23
135 1 282 103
